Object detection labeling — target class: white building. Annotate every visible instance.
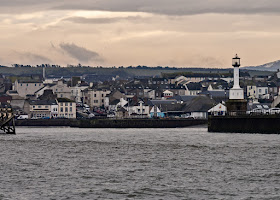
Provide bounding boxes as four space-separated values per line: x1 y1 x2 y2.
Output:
163 90 173 98
208 103 227 116
247 84 269 100
84 89 111 108
29 100 58 119
14 80 44 98
36 80 72 99
56 98 76 118
70 84 89 103
127 100 150 117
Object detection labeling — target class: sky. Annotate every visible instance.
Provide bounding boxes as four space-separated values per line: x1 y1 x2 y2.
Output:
1 0 280 68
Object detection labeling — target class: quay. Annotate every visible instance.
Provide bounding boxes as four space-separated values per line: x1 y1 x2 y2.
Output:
208 114 280 134
15 118 207 128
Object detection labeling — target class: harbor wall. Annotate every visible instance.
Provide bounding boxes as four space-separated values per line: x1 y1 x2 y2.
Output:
74 118 207 128
208 116 280 134
15 118 207 128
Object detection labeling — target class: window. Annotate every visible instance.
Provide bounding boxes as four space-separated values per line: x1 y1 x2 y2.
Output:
35 84 36 86
94 100 98 103
70 103 72 106
33 106 35 108
61 94 63 97
60 107 63 112
70 107 72 112
20 84 22 86
102 94 104 97
38 106 41 108
65 107 68 112
45 106 48 108
65 103 68 106
60 103 63 106
94 94 96 97
102 99 104 103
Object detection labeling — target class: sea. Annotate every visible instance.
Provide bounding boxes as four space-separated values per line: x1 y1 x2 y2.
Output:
0 126 279 200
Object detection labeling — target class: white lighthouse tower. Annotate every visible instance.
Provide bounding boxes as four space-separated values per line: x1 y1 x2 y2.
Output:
229 54 244 100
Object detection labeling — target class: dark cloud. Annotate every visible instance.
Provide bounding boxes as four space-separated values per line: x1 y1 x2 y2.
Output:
52 0 280 16
59 43 104 63
64 16 144 24
1 0 280 15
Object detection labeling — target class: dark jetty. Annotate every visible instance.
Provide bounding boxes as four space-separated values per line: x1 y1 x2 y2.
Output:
208 115 280 134
15 118 207 128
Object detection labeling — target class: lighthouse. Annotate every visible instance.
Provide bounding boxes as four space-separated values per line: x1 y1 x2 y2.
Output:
229 54 244 100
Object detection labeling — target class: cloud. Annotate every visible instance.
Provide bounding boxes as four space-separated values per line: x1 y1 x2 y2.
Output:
64 16 144 24
11 51 53 64
51 0 280 16
1 0 280 16
59 43 104 63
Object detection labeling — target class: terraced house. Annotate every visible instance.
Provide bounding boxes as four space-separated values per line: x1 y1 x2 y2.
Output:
56 98 76 118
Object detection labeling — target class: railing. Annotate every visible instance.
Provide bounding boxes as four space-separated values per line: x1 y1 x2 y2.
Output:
210 110 280 117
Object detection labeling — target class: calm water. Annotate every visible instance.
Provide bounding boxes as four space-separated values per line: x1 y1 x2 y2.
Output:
0 127 279 200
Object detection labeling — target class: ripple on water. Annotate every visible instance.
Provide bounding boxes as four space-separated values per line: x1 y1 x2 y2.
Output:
0 127 280 199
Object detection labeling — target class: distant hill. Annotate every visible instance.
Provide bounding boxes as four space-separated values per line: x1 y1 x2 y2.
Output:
243 60 280 71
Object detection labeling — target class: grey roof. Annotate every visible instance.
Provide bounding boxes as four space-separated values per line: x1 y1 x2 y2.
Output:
29 100 57 105
171 95 198 102
57 98 75 102
199 90 229 98
182 96 216 112
148 99 177 106
18 80 43 83
186 82 202 90
249 103 271 110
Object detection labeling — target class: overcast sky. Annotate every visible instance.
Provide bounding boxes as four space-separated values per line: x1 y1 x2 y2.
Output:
1 0 280 67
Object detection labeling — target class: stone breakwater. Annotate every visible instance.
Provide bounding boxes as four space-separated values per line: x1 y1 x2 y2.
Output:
208 115 280 134
15 118 207 128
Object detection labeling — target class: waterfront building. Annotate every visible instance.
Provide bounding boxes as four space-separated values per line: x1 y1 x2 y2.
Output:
247 83 269 100
29 100 58 119
56 98 76 118
83 88 111 108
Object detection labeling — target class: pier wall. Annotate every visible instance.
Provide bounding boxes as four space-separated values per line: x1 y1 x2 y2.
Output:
208 116 280 134
74 119 207 128
15 118 207 128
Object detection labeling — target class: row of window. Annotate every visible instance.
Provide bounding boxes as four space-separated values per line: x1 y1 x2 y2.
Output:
93 99 104 103
33 113 48 118
20 83 42 87
93 94 105 97
60 103 73 106
60 107 73 112
59 114 74 117
33 105 49 109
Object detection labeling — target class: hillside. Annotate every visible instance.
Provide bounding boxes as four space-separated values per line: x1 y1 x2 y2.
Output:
243 60 280 71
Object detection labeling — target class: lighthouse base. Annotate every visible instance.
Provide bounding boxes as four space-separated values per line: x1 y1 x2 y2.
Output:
226 99 247 113
229 88 244 100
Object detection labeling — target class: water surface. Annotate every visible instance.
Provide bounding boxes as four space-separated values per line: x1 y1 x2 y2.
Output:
0 127 279 199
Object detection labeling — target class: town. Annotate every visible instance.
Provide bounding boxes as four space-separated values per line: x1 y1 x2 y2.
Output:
0 63 279 120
